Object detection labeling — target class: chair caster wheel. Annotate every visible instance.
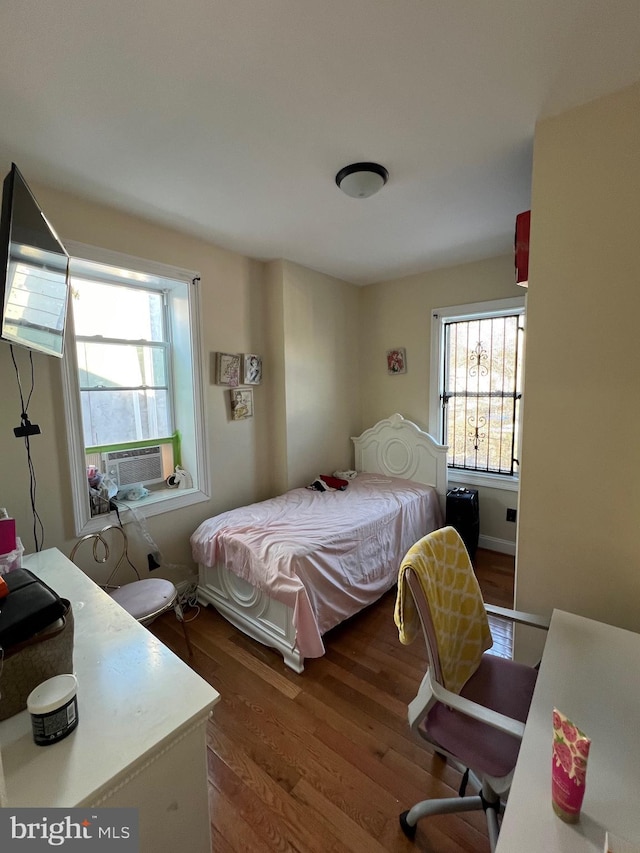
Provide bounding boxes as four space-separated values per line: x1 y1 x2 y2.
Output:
399 811 417 840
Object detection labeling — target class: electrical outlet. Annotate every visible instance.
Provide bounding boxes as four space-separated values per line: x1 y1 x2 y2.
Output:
506 508 517 523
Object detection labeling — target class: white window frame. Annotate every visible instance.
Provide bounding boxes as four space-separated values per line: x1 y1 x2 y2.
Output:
61 242 210 535
429 296 525 492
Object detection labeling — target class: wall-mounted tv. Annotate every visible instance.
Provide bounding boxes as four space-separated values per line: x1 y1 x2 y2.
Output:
0 163 69 358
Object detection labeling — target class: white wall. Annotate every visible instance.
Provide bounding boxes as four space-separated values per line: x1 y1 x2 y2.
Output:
516 80 640 660
280 261 361 489
264 260 289 495
0 183 269 581
0 183 360 582
359 255 523 546
18 96 636 584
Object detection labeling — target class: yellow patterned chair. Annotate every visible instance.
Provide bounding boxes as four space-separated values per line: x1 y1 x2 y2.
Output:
394 526 548 852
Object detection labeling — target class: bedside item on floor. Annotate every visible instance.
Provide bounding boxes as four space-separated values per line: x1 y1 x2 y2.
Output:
445 487 479 560
0 569 74 721
69 524 192 656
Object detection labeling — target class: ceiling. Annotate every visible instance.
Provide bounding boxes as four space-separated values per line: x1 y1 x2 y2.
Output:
1 1 639 285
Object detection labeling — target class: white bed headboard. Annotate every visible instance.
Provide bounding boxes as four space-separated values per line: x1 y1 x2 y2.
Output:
352 413 448 506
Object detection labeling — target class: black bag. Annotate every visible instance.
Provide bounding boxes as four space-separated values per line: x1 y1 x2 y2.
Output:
0 569 67 648
0 569 74 721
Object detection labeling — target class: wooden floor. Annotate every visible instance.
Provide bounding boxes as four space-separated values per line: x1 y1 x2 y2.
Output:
148 548 515 853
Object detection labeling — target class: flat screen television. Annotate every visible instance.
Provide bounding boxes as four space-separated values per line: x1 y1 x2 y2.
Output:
0 163 70 358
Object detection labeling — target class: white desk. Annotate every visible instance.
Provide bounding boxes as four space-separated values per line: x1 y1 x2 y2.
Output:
0 549 219 852
497 609 640 852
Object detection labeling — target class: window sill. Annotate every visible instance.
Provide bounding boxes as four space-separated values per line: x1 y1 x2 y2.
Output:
81 486 209 535
448 469 519 492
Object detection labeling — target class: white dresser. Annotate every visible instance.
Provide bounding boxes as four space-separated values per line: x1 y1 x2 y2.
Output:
0 548 219 852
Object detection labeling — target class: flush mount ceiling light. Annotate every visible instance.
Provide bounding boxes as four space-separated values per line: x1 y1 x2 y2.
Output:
335 162 389 198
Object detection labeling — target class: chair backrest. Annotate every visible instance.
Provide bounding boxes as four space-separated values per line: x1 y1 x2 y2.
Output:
395 526 492 694
69 524 141 590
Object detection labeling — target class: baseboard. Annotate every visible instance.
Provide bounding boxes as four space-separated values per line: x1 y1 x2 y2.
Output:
479 534 516 556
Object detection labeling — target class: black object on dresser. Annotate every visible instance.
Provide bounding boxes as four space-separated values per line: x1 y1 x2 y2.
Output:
445 487 479 560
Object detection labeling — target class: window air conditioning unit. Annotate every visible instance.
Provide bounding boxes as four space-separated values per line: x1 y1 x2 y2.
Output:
102 445 174 488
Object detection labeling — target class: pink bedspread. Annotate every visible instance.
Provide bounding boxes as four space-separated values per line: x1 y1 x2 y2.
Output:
190 473 443 658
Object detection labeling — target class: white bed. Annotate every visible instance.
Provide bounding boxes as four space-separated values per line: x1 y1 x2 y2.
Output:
192 414 447 672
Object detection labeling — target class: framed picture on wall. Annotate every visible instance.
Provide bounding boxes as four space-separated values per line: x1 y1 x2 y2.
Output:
230 388 253 420
242 353 262 385
215 352 241 386
387 348 407 374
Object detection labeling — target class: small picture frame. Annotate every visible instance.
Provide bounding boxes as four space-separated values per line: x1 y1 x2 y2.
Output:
215 352 241 386
387 348 407 375
242 353 262 385
230 388 253 420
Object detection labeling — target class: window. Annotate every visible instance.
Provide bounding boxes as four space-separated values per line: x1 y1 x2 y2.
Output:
62 243 209 534
74 279 172 446
429 297 525 488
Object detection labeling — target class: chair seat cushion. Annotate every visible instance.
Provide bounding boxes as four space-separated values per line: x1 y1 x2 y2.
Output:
109 579 177 622
420 653 537 779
